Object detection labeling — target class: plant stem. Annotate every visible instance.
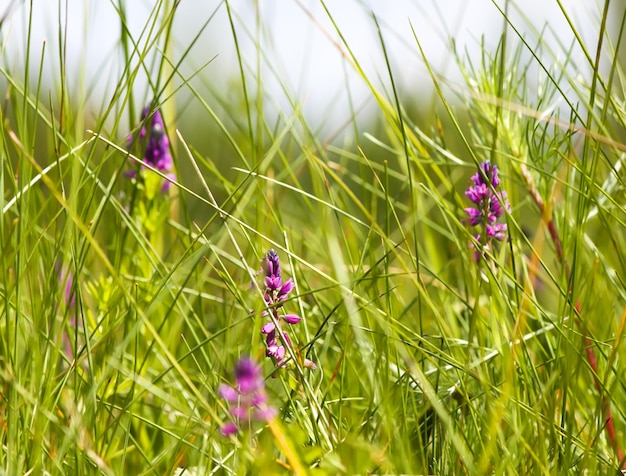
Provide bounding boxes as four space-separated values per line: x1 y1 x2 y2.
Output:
521 164 624 468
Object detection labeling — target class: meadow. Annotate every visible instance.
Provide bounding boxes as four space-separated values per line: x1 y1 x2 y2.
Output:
1 1 626 474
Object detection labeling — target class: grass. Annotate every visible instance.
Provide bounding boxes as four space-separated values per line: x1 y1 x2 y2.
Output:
1 0 626 474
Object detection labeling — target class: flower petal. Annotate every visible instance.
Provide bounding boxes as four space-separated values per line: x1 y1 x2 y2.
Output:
218 384 239 402
261 322 275 334
282 314 302 324
220 421 238 436
278 278 294 296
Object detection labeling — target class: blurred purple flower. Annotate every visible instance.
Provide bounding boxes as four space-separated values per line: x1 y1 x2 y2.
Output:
60 267 76 308
127 105 176 192
464 161 510 259
56 264 77 362
218 357 276 435
259 250 315 369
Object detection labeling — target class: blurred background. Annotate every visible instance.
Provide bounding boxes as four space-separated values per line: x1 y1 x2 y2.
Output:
1 0 623 221
1 0 611 134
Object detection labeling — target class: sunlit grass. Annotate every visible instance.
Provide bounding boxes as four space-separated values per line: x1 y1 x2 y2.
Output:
1 0 625 474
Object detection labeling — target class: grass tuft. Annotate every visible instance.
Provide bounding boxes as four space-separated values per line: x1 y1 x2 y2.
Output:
1 1 625 474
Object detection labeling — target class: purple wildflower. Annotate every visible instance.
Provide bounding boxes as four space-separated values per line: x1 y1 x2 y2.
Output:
218 357 276 435
259 250 315 369
127 105 176 192
57 266 76 361
464 161 510 259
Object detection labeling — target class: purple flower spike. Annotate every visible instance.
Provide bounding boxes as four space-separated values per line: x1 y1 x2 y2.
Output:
259 250 315 369
464 161 510 260
219 357 276 436
127 104 176 193
143 110 171 170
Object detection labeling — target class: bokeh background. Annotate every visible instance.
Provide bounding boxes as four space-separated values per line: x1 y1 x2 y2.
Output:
2 0 624 217
3 1 614 127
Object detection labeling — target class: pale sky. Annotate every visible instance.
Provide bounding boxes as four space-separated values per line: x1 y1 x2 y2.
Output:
1 0 600 132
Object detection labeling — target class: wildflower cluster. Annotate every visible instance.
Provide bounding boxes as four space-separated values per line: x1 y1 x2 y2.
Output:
218 358 276 436
260 250 315 369
464 161 510 259
127 105 176 192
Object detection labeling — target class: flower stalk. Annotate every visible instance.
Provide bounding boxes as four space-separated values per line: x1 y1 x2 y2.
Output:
520 164 624 467
260 250 315 370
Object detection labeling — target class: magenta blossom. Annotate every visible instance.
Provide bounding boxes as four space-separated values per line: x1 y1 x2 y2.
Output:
259 250 315 369
464 161 510 259
218 358 276 435
127 105 176 192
